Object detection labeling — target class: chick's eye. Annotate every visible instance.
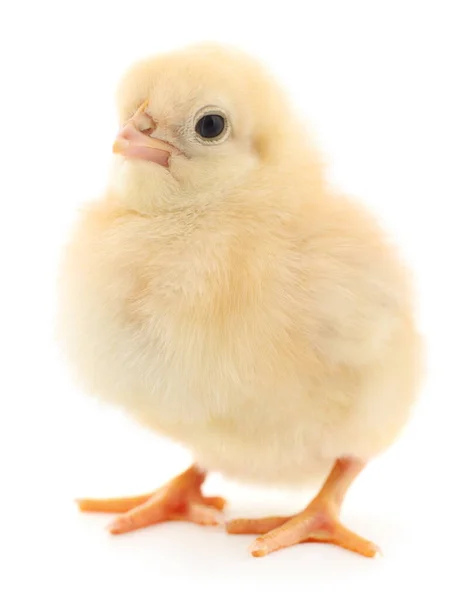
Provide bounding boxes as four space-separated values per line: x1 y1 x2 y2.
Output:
195 114 225 140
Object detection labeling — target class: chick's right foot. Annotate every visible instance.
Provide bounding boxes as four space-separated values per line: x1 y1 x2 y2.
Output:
77 465 226 534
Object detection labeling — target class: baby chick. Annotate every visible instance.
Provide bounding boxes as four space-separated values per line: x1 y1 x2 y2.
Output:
58 43 422 558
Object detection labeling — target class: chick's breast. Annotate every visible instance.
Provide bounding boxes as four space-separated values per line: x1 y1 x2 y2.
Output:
58 190 421 488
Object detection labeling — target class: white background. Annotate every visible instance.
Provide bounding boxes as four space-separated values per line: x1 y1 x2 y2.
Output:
1 1 467 598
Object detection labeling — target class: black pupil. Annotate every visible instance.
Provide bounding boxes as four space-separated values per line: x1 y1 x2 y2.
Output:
196 114 225 139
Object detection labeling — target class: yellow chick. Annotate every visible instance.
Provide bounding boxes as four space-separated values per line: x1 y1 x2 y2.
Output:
58 43 422 558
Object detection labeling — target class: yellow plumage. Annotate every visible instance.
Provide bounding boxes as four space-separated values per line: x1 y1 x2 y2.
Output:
58 43 422 556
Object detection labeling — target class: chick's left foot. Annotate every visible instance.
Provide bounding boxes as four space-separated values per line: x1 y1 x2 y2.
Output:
227 457 380 558
77 465 226 534
227 502 378 558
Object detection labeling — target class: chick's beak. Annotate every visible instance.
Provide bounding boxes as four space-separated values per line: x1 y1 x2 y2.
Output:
113 100 176 167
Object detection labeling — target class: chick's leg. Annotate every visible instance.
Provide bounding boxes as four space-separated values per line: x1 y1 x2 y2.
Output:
227 457 379 558
77 465 226 534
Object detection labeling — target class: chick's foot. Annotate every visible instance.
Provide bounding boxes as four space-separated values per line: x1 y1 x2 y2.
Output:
227 457 379 558
77 465 226 534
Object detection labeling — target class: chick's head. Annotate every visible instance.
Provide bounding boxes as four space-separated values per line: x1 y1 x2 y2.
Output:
110 44 301 212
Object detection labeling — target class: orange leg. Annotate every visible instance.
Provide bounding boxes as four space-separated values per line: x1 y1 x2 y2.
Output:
227 457 379 558
77 465 226 534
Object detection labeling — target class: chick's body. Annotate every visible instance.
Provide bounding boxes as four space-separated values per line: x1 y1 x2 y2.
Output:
60 171 419 488
59 44 421 555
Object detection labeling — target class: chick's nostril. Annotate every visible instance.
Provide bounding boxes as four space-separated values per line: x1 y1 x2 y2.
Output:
136 112 157 136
